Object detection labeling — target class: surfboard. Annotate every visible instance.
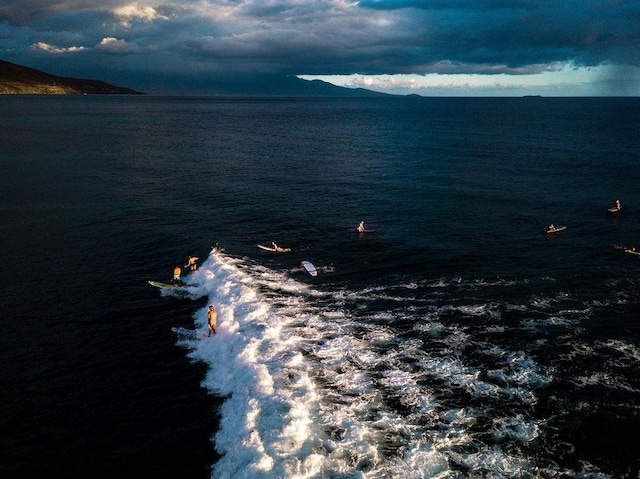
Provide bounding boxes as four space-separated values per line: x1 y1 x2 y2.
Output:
257 244 291 253
544 226 567 234
300 261 317 276
171 326 200 339
613 245 640 256
349 228 376 233
148 280 185 290
607 207 621 214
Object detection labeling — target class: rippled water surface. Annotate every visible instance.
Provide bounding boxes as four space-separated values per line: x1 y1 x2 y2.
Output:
1 96 639 478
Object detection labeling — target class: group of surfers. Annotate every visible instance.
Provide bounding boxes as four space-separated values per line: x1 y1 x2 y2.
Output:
171 220 368 282
545 199 637 255
271 221 368 250
545 200 623 234
270 222 366 273
169 254 218 336
268 220 368 256
166 204 631 338
172 255 199 284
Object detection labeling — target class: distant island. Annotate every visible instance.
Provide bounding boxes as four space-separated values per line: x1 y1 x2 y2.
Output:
205 73 394 97
0 59 400 97
0 59 143 95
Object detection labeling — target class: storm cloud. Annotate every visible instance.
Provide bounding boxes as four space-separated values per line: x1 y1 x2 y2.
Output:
1 0 639 93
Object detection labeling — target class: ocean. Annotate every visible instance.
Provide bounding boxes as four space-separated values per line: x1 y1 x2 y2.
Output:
1 95 639 479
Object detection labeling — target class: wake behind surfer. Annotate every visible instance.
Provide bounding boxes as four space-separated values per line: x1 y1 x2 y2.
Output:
208 304 217 336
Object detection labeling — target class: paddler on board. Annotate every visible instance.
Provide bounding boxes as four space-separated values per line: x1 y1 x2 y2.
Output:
271 242 290 253
357 220 365 233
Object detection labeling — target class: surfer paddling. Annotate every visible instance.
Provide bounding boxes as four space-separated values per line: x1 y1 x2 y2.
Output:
185 255 199 271
271 242 291 253
208 304 217 336
609 199 622 212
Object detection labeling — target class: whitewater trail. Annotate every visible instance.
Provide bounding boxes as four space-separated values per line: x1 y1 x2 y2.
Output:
166 247 633 479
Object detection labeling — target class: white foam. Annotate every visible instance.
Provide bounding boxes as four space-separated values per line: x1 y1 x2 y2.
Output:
169 249 602 478
492 415 541 443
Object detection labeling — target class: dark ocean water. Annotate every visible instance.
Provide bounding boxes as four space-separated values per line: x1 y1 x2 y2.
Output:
1 95 639 478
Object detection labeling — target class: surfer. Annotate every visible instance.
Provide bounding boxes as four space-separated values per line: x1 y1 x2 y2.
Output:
271 242 290 253
357 220 365 233
208 305 217 336
172 266 182 285
185 255 199 271
613 199 621 211
546 224 556 233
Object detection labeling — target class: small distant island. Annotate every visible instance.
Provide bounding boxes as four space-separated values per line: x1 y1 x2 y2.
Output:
0 59 143 95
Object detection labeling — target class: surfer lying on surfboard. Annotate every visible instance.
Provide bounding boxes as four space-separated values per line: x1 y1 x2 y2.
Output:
614 245 639 255
272 242 291 253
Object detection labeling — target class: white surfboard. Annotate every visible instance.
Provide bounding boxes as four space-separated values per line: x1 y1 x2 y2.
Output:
171 327 207 339
301 260 317 276
149 280 184 290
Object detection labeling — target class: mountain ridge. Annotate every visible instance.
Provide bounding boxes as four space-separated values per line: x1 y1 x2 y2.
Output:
0 59 144 95
0 59 396 97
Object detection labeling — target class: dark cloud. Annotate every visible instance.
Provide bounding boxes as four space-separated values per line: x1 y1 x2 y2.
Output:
359 0 545 11
0 0 638 94
0 1 105 26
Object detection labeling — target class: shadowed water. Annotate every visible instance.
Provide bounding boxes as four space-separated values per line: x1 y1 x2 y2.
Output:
1 95 639 478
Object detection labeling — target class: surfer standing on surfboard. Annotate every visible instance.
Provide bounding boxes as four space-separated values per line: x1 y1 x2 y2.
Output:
208 305 217 336
185 255 199 271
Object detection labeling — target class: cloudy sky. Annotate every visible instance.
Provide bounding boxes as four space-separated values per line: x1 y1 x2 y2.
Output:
1 0 639 95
